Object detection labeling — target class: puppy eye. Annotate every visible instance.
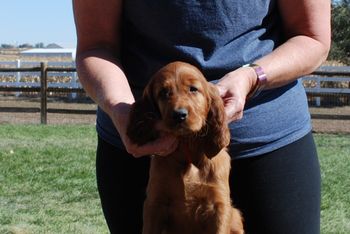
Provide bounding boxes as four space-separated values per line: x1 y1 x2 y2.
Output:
159 88 171 99
189 86 198 93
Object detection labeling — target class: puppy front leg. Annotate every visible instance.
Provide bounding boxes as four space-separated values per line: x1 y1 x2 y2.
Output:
142 201 167 234
229 207 244 234
214 203 238 234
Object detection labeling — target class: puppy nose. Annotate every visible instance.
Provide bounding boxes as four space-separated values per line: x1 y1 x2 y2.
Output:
172 108 188 123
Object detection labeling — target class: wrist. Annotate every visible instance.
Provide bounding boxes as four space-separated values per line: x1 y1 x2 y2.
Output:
242 63 267 99
96 85 134 117
110 102 132 138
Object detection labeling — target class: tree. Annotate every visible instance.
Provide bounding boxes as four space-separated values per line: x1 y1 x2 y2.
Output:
329 0 350 64
35 42 45 48
19 43 34 48
1 44 15 49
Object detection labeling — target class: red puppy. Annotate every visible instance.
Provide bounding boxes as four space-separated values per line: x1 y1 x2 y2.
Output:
127 61 244 234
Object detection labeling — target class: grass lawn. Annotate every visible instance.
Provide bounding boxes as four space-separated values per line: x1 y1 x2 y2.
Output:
0 124 349 234
0 124 108 234
317 133 350 233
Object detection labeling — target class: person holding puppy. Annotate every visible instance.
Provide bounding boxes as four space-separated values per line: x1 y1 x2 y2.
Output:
73 0 330 233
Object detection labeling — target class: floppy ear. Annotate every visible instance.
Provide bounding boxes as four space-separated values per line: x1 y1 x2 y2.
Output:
200 83 231 158
126 84 160 146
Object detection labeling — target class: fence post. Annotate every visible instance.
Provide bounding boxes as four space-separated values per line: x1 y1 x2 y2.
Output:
16 59 21 97
315 77 321 106
69 71 78 99
40 62 48 124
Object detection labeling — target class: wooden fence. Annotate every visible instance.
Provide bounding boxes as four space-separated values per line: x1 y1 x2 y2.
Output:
0 60 79 93
0 62 86 124
0 63 350 124
302 66 350 106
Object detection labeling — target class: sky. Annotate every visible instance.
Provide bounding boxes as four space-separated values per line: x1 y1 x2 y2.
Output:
0 0 77 48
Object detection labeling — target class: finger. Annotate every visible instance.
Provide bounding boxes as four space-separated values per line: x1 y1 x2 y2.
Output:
158 138 179 156
229 111 243 122
224 104 244 123
148 135 178 156
215 84 227 97
131 135 178 157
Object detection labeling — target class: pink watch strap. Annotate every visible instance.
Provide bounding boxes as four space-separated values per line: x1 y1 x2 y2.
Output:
243 63 267 99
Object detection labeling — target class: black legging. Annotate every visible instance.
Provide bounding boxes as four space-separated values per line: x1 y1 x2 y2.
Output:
96 132 320 234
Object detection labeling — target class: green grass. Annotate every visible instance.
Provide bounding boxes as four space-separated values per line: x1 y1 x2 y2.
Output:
316 134 350 234
0 124 108 234
0 125 349 233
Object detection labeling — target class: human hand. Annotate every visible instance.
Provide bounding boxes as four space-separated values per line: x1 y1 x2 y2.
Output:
215 66 257 123
109 103 178 158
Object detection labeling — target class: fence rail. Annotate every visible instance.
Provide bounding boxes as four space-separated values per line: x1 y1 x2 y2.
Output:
0 60 75 68
301 66 350 106
1 63 350 124
0 62 84 124
0 60 79 95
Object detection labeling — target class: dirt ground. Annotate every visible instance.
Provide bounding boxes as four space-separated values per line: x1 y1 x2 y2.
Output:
1 97 350 134
309 106 350 133
0 97 97 125
311 118 350 134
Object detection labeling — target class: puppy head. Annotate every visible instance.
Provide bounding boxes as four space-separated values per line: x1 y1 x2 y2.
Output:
147 61 211 136
147 61 230 157
127 61 230 156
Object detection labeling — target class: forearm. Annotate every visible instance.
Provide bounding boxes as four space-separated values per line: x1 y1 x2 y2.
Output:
254 35 330 89
254 0 331 89
76 48 135 117
216 19 330 122
73 0 179 157
75 48 179 157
